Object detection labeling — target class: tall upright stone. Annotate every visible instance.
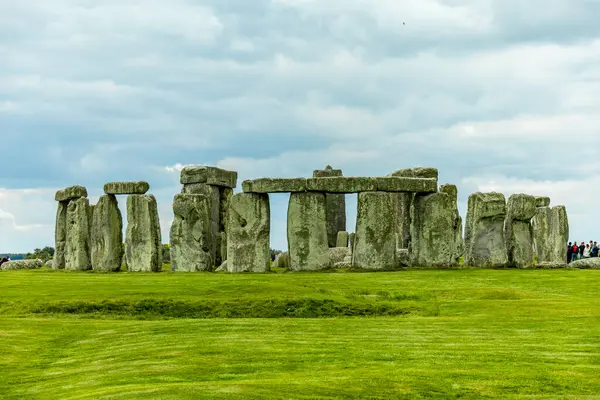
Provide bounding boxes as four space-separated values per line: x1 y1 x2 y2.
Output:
170 194 213 272
65 197 92 271
410 185 460 267
91 195 123 272
125 194 161 272
54 201 68 270
182 183 220 263
352 192 397 270
550 206 569 264
313 165 346 248
440 184 464 262
505 194 536 268
387 167 438 249
464 192 508 268
227 193 270 273
532 206 552 263
217 188 233 265
287 192 330 271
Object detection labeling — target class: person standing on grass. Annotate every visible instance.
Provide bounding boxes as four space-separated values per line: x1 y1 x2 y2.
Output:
579 242 585 260
592 242 599 258
572 242 578 262
583 244 591 259
567 242 573 263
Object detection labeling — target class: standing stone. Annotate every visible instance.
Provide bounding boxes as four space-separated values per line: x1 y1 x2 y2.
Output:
336 231 349 248
182 183 220 263
217 188 233 265
440 184 464 262
532 206 552 263
227 193 270 273
464 193 508 268
54 201 68 270
352 192 397 270
313 166 346 248
65 197 92 271
125 194 161 272
170 194 213 272
550 206 569 264
387 168 438 250
287 192 330 271
91 195 124 272
349 233 356 253
410 187 459 267
505 194 537 268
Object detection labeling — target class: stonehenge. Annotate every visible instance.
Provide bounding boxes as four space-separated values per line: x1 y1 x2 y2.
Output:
54 181 161 273
52 164 571 273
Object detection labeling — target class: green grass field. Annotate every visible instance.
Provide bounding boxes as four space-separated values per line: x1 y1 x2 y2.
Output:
1 268 600 399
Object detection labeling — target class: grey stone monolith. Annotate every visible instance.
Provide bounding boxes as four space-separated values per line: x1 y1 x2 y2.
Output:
125 194 161 272
55 185 88 202
440 184 464 262
550 206 569 264
217 188 233 266
104 181 150 195
349 233 356 253
273 252 290 269
227 193 270 273
313 166 346 248
91 195 123 272
352 192 397 270
387 168 438 250
65 197 92 271
410 186 459 267
532 206 552 263
182 182 220 262
287 192 331 271
336 231 349 248
170 194 213 272
505 194 537 268
464 192 508 268
54 201 68 270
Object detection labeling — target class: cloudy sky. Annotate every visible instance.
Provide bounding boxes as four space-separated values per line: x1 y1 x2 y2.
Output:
1 0 600 253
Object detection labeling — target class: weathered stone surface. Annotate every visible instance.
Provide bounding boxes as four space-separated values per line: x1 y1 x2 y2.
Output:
329 247 351 268
307 177 376 193
390 193 413 249
505 194 537 268
217 188 233 266
550 206 569 264
388 167 439 180
336 231 349 248
440 184 464 262
532 206 552 263
242 178 307 193
313 165 343 178
535 196 551 208
375 177 437 193
125 194 161 272
65 197 92 271
464 192 508 268
352 192 397 270
104 181 150 195
91 195 124 272
397 249 410 267
45 259 53 267
227 193 270 273
273 252 290 269
170 194 213 272
181 183 220 262
410 189 459 267
536 261 568 269
54 201 68 270
1 259 43 271
55 185 87 202
313 166 346 247
180 165 238 188
287 192 331 271
349 233 356 253
570 257 600 269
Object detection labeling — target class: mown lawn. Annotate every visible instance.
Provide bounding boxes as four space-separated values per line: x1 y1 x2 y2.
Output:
1 269 599 399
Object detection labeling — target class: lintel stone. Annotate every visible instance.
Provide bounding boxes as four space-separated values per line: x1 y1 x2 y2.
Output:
535 196 551 208
180 165 238 188
242 178 308 193
55 185 88 202
388 167 439 180
375 177 437 193
104 181 150 195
